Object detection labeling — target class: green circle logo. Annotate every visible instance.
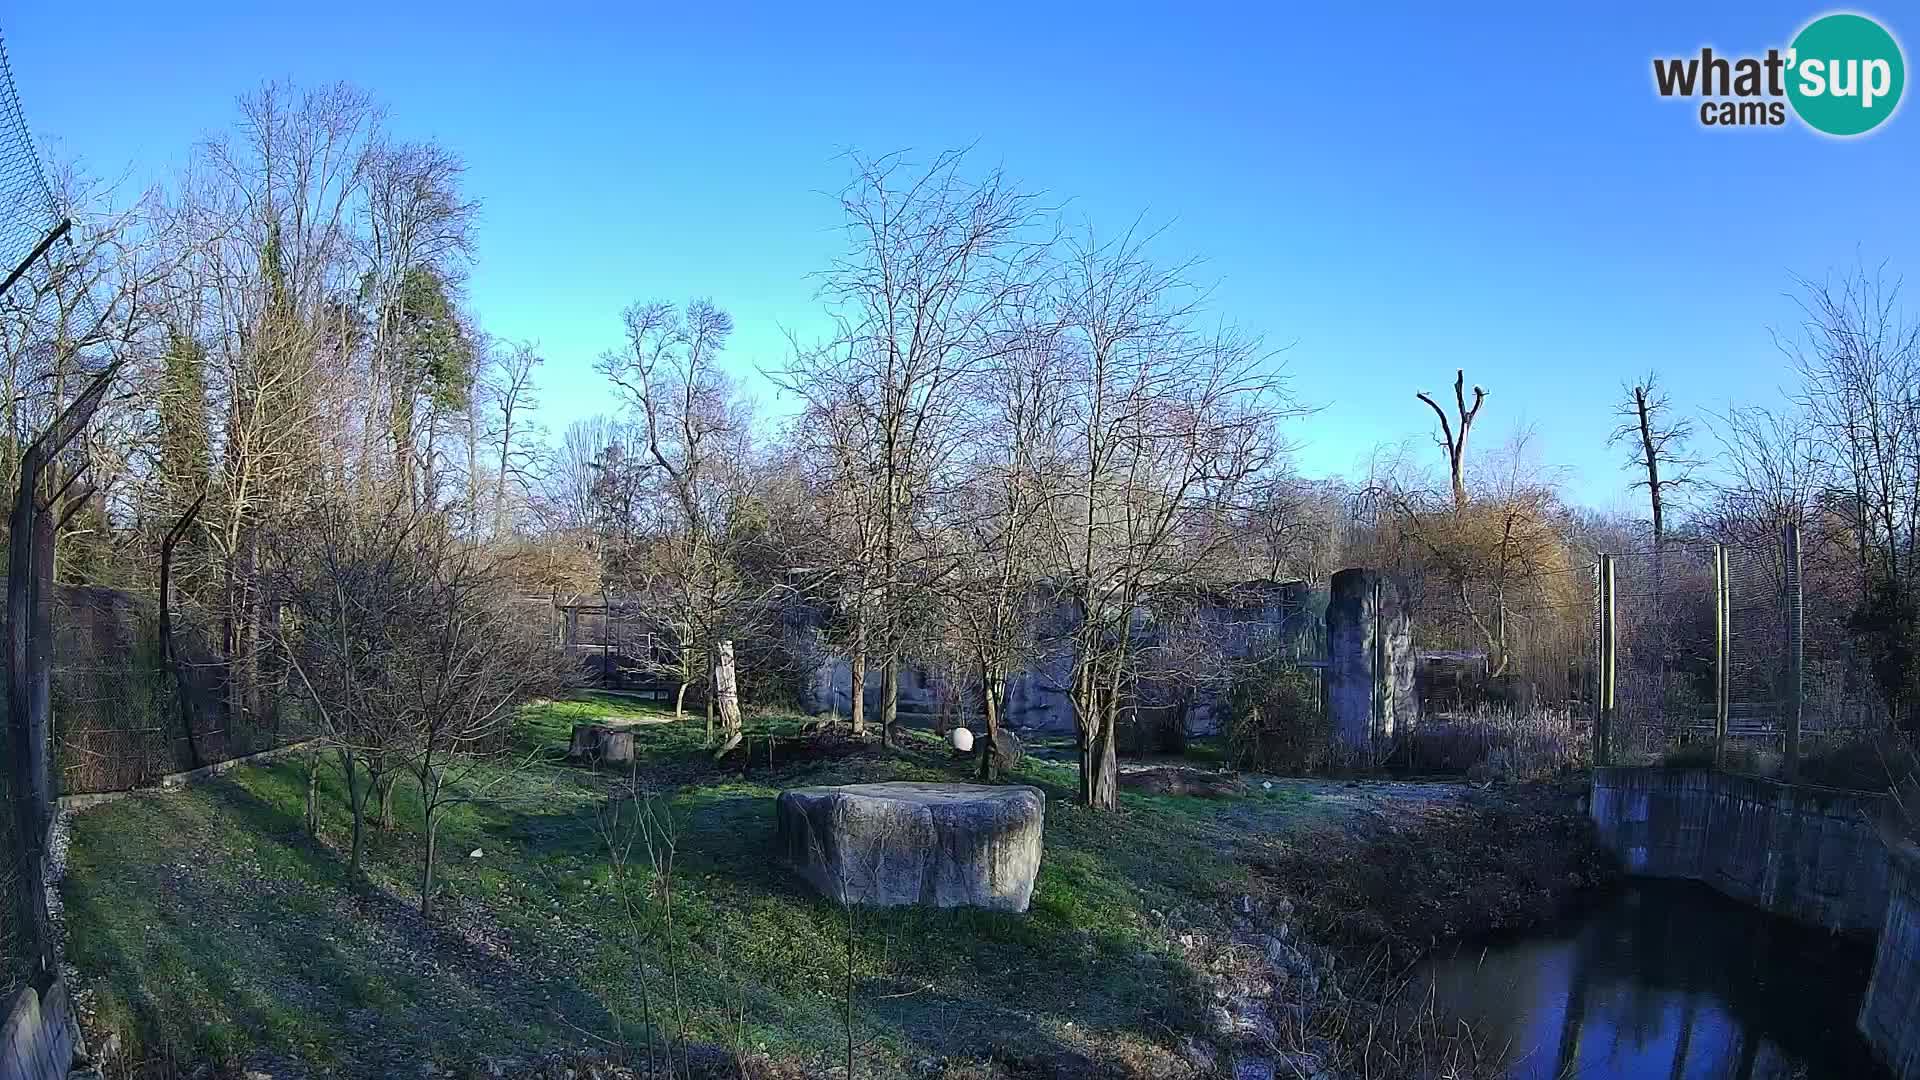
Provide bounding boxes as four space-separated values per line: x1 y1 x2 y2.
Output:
1787 13 1905 136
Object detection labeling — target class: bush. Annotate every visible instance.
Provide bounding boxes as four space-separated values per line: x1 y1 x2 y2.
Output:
1222 658 1331 773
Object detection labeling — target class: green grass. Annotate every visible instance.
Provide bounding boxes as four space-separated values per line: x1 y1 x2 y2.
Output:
63 699 1359 1077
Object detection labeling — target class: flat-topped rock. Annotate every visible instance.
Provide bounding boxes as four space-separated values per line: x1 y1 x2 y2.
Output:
775 781 1045 912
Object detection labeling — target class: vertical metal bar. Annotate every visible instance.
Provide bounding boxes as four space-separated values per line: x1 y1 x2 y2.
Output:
1591 561 1602 756
1598 554 1616 767
1714 544 1729 768
1784 524 1804 782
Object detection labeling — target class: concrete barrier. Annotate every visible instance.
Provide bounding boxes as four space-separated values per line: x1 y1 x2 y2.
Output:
56 737 321 811
1590 766 1920 1078
1861 840 1920 1080
1589 766 1892 933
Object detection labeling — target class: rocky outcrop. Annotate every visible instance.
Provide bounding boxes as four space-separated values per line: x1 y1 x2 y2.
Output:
775 782 1045 912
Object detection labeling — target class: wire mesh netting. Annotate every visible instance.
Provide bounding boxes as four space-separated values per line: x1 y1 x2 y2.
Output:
1607 546 1711 756
0 33 58 285
2 27 109 447
1 23 87 996
1604 533 1879 762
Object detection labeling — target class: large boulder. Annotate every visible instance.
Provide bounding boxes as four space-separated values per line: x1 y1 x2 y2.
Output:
775 782 1045 912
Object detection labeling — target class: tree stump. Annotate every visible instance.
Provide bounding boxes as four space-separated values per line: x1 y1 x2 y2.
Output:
569 723 634 765
569 723 606 760
775 782 1045 912
599 728 635 765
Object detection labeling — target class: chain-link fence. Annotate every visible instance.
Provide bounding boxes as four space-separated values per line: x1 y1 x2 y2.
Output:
0 21 67 1000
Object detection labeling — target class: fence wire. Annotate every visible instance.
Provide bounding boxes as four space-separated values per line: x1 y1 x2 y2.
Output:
1 26 108 447
1607 545 1717 757
1 24 87 997
1602 532 1882 763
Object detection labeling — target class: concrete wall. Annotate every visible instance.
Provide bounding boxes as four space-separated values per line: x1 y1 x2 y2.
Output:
1861 841 1920 1080
1325 569 1414 752
1589 767 1893 933
0 980 77 1080
800 581 1320 738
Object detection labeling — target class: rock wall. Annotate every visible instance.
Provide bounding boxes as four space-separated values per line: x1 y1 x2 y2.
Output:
0 980 77 1080
1588 766 1893 933
1861 841 1920 1080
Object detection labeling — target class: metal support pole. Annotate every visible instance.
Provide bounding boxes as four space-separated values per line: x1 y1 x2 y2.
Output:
1784 524 1804 782
1598 555 1616 767
1714 544 1729 769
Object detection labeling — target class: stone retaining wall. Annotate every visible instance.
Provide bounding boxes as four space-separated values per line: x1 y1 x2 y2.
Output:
1589 766 1892 932
1861 841 1920 1080
0 980 76 1080
1590 766 1919 1078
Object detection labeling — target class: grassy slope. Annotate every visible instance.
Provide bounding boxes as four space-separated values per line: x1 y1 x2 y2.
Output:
62 695 1336 1077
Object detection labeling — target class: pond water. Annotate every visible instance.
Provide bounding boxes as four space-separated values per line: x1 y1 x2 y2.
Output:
1403 880 1889 1079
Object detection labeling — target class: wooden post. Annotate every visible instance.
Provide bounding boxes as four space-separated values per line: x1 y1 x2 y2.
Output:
1597 555 1616 767
1713 544 1729 769
1784 524 1804 782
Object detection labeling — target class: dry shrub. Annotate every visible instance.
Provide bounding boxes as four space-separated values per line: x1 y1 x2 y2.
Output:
1397 705 1585 780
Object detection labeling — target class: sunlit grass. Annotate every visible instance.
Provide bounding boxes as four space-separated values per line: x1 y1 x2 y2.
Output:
63 693 1360 1077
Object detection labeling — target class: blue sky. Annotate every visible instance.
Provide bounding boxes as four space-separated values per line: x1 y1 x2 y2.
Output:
7 2 1918 511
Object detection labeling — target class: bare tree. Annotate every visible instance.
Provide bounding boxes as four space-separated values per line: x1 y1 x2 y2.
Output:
929 327 1061 778
485 339 543 537
1044 226 1296 808
1610 373 1698 551
781 149 1050 746
1770 265 1920 730
271 495 567 904
1417 369 1487 510
596 299 762 739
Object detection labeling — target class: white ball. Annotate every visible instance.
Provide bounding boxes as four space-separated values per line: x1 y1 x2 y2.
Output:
950 727 975 752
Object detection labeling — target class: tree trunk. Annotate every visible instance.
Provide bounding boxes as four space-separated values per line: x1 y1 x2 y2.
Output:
1079 699 1119 811
848 618 864 726
420 766 442 917
977 661 1005 782
848 598 868 736
160 495 207 769
340 748 366 878
705 649 716 746
881 651 899 747
422 813 439 917
305 754 321 836
713 639 742 736
674 680 689 718
379 771 398 830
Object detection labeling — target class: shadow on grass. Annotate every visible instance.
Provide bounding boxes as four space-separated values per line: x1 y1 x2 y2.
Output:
64 774 615 1075
65 727 1227 1077
576 784 1215 1068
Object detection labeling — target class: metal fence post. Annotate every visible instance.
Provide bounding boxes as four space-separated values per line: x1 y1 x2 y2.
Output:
1784 523 1804 782
1598 554 1616 767
1714 543 1729 769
